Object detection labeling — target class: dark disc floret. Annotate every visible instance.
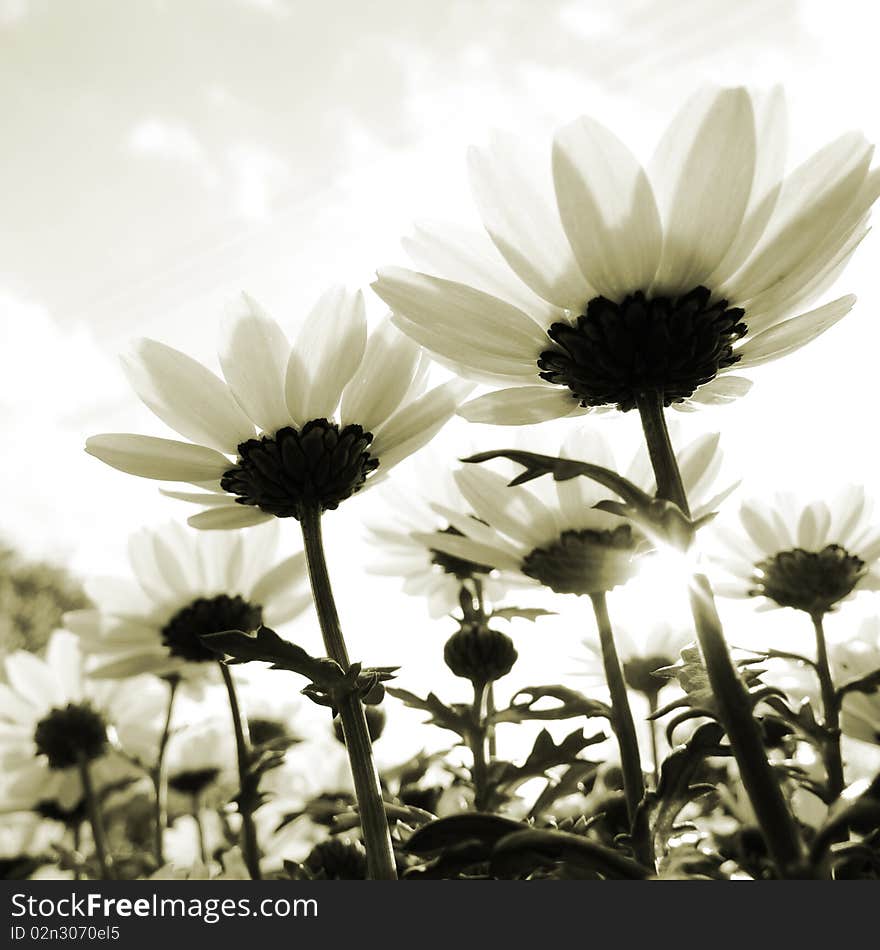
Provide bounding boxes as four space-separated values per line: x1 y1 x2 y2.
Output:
161 594 263 663
538 286 747 411
749 544 866 614
522 525 639 595
168 768 221 797
221 419 379 520
34 702 108 770
430 525 494 580
623 653 677 698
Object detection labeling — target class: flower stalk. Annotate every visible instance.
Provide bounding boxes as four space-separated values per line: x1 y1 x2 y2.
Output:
810 612 845 799
299 504 398 880
218 661 262 880
77 754 113 879
469 680 491 811
150 675 179 867
636 389 807 878
589 592 651 866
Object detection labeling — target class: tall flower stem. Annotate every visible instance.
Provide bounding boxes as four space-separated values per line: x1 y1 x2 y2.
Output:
218 661 262 880
469 680 491 811
810 612 845 799
589 592 650 866
636 389 806 878
486 681 498 760
150 675 179 866
192 795 208 866
77 755 113 879
647 692 661 786
299 504 397 880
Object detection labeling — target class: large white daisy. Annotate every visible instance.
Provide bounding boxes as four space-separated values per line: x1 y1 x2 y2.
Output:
64 521 312 681
86 287 472 527
713 487 880 614
425 426 732 596
373 87 878 425
0 631 164 817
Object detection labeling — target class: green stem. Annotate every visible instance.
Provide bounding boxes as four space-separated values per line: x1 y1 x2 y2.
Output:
469 680 490 811
647 691 661 786
150 675 179 867
589 592 651 866
299 504 397 880
810 612 845 800
219 661 262 880
636 390 807 878
77 755 113 879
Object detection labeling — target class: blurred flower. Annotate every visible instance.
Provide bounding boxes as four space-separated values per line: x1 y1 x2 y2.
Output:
166 720 237 803
832 616 880 746
64 521 311 681
364 454 517 617
0 631 163 815
374 87 877 424
713 488 880 614
426 426 731 596
579 618 693 699
85 288 471 528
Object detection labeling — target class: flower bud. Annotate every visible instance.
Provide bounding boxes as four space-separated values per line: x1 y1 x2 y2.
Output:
443 626 518 685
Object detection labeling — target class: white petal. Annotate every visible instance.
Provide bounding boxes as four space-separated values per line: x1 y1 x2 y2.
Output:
0 683 38 724
262 591 314 627
86 434 231 482
121 339 255 453
468 132 594 310
740 503 786 554
45 632 83 703
371 379 473 471
403 219 562 327
285 287 367 424
250 553 309 608
340 319 422 431
414 531 522 573
651 87 757 292
458 386 582 425
711 86 788 284
736 295 855 369
687 375 753 406
677 433 722 499
161 489 236 506
5 652 60 708
219 293 293 434
187 505 273 531
798 502 832 550
552 116 662 300
725 133 873 302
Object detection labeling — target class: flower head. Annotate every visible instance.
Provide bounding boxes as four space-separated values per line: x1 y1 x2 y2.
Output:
713 488 880 614
86 288 472 527
425 426 731 597
64 521 312 681
374 87 877 425
364 453 518 617
0 632 163 816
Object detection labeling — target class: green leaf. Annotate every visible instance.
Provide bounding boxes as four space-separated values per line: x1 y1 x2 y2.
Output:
837 666 880 700
386 687 471 738
490 606 556 623
201 625 342 682
405 813 525 856
490 727 606 794
493 685 611 724
488 828 650 880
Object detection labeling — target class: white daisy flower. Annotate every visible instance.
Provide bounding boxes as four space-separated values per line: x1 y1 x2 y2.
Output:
831 616 880 747
363 452 518 618
85 288 472 528
64 520 312 681
373 87 877 425
0 631 164 816
425 426 732 597
713 488 880 614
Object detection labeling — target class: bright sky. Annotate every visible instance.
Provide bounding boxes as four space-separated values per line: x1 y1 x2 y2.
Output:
3 0 880 765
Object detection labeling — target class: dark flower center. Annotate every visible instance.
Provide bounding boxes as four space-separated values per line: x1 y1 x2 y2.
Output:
623 653 676 697
34 702 108 770
304 838 369 880
522 526 639 595
749 545 866 614
161 594 263 663
220 419 379 520
34 799 88 826
248 717 293 747
430 526 494 580
168 767 221 796
538 286 747 411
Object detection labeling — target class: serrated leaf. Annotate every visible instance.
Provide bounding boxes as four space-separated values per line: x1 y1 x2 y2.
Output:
837 666 880 699
201 625 343 683
490 727 606 794
494 685 611 724
490 606 557 623
387 687 471 738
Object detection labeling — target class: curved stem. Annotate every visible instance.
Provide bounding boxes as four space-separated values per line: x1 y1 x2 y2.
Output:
636 391 807 878
218 661 262 880
647 692 661 786
810 612 845 799
299 504 397 880
192 795 208 867
150 675 179 866
589 592 651 866
77 756 113 879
